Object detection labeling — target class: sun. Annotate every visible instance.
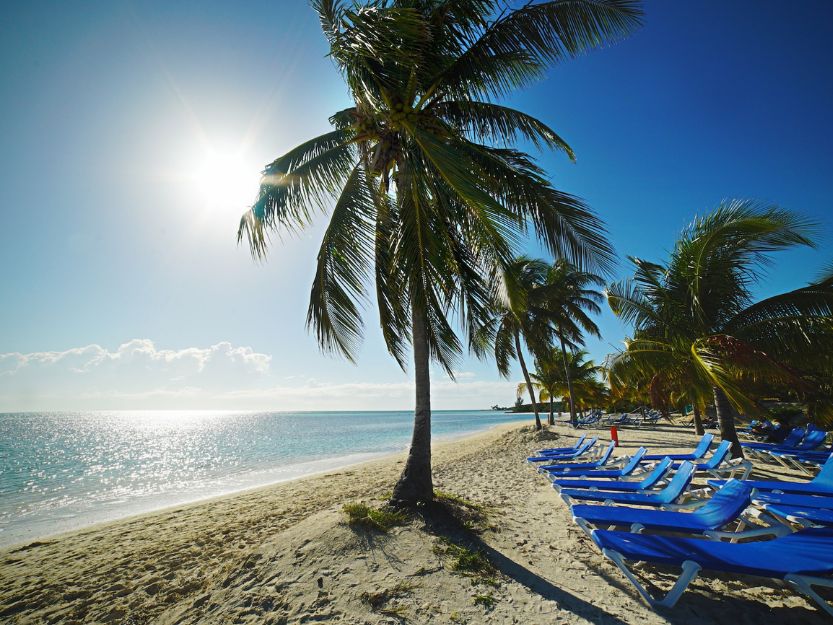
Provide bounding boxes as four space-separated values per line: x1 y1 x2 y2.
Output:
188 148 261 216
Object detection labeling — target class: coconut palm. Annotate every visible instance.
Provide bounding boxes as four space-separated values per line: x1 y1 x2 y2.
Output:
607 200 833 457
537 260 604 426
238 1 641 504
478 257 558 430
607 342 711 434
527 349 568 425
524 348 603 424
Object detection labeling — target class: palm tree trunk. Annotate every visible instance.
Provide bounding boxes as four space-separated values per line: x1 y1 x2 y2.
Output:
712 386 743 459
692 403 705 436
391 303 433 505
548 394 554 426
558 335 577 428
514 330 541 430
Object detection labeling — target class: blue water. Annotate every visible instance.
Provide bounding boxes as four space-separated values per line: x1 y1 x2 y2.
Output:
0 410 530 546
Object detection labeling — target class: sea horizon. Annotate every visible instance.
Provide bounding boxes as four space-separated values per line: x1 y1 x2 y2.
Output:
0 409 533 548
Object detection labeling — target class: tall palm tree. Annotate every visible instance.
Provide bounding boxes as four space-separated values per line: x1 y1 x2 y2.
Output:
537 260 604 426
238 1 640 505
527 348 568 425
526 349 604 422
607 200 833 457
479 257 556 430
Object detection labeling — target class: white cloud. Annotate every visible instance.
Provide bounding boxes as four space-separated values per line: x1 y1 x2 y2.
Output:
0 340 514 411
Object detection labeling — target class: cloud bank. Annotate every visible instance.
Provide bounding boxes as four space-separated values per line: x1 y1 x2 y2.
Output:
0 340 515 411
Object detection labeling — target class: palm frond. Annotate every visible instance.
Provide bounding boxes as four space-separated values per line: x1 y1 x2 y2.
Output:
307 164 376 361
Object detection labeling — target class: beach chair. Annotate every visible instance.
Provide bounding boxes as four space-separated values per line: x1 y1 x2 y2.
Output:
641 411 662 427
766 429 827 461
605 413 633 427
526 437 597 463
575 412 601 428
547 448 649 483
670 440 752 480
763 503 833 528
708 452 833 495
537 440 617 474
741 427 804 460
535 434 586 455
752 491 833 509
570 480 781 539
561 461 696 508
778 450 833 475
589 527 833 615
551 456 672 493
642 433 713 462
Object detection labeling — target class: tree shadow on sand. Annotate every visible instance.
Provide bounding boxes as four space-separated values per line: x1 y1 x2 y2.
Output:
420 502 631 625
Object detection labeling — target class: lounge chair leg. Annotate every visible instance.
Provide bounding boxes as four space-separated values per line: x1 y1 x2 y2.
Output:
602 549 700 609
785 575 833 617
573 516 592 538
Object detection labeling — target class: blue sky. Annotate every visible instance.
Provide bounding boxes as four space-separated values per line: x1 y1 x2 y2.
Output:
1 1 831 411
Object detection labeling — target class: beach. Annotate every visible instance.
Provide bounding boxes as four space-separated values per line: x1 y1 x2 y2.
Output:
1 421 827 624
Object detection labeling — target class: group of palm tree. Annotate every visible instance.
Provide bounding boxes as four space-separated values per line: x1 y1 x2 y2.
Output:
236 0 831 504
471 256 605 430
607 201 833 458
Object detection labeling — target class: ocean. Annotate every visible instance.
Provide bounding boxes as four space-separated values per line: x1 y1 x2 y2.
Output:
0 410 532 547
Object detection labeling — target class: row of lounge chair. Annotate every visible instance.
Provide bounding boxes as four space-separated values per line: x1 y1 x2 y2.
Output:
574 409 663 429
526 432 833 615
741 426 832 474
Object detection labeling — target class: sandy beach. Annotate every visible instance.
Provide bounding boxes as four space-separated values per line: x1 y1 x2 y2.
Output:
1 420 828 624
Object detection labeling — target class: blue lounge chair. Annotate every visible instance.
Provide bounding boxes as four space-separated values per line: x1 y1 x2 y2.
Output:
552 456 672 493
763 504 833 528
642 433 713 461
548 448 649 482
526 438 597 463
708 452 833 495
766 430 828 469
571 480 777 539
562 461 696 508
753 491 833 509
641 411 662 427
538 440 617 474
590 527 833 615
742 426 804 451
575 412 601 428
670 440 753 479
535 434 586 455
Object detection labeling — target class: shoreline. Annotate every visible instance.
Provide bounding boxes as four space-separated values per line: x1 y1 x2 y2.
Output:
3 421 823 624
1 419 531 551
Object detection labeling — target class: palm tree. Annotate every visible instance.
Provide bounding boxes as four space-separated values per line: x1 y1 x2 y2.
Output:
527 349 568 425
537 260 604 426
479 257 556 430
238 1 641 505
607 200 833 457
607 342 711 434
524 348 603 424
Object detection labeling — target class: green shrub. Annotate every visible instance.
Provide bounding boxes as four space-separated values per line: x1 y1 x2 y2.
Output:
473 593 497 609
342 502 408 532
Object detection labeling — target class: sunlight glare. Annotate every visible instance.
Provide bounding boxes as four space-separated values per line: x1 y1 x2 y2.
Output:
188 148 261 216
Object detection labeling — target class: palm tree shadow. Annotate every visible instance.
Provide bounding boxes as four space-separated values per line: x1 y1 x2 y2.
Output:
420 503 631 625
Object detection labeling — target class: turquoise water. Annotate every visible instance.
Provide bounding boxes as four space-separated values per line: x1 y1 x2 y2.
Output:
0 410 530 546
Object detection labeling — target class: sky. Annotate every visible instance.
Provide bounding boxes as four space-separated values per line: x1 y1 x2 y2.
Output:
1 1 832 411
